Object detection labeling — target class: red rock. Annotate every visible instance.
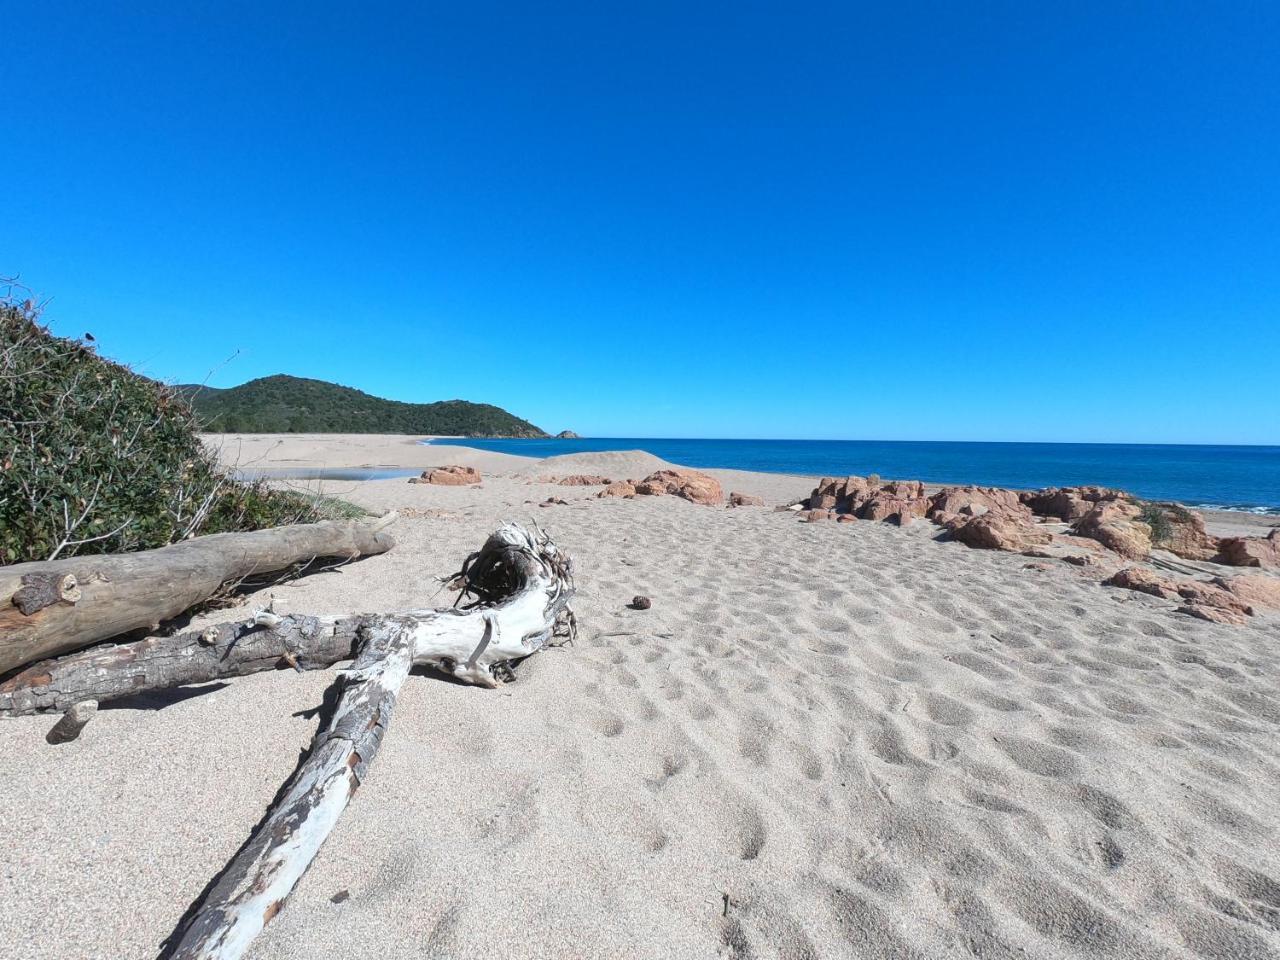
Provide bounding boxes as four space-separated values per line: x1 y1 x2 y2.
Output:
929 486 1033 523
1104 567 1254 621
861 496 930 524
943 514 1052 552
1177 604 1248 626
1215 529 1280 568
635 469 723 505
836 514 857 523
1062 555 1100 567
804 509 835 522
1021 486 1127 521
1211 574 1280 610
1103 567 1182 601
556 474 611 486
1072 501 1152 559
810 494 839 510
598 480 637 499
728 492 765 507
879 480 925 500
410 465 481 486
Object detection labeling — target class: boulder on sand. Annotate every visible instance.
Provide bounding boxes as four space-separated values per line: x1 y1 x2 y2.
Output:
1019 486 1125 522
597 480 637 499
929 486 1033 523
1213 573 1280 610
410 465 481 486
805 476 927 524
1072 501 1152 560
556 474 612 486
633 469 723 505
939 513 1052 552
1103 567 1255 625
1215 529 1280 568
728 492 765 507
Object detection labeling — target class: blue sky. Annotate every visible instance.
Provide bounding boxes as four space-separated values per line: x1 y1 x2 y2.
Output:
3 2 1278 443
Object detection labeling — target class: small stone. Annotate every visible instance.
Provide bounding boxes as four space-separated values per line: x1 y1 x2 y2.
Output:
630 596 652 610
46 700 98 745
330 889 350 904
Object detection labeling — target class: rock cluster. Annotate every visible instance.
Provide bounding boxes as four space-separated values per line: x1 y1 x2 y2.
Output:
554 474 612 486
597 469 723 506
409 465 481 486
801 475 1279 571
1103 568 1260 626
804 477 930 526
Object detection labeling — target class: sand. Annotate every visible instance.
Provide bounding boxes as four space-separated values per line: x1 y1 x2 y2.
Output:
2 440 1279 959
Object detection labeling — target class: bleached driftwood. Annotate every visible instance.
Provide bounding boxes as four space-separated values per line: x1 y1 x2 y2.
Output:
1 524 573 715
162 618 415 960
0 516 397 676
126 522 573 960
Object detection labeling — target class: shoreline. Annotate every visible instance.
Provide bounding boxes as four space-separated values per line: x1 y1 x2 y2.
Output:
204 433 1279 539
419 437 1280 517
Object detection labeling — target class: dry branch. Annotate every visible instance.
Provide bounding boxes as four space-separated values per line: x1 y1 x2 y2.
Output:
0 516 396 676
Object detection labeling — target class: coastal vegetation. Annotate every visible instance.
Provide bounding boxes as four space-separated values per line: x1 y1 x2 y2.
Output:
180 374 547 437
0 295 339 564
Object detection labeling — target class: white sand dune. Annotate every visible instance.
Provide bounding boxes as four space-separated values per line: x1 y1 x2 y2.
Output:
2 452 1279 959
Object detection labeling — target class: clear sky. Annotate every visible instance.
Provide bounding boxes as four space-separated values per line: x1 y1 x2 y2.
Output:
3 2 1278 444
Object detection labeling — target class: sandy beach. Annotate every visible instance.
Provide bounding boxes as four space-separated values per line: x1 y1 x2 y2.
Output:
2 435 1278 960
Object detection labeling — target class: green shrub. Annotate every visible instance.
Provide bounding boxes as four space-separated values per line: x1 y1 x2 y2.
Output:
0 294 330 564
1137 500 1193 546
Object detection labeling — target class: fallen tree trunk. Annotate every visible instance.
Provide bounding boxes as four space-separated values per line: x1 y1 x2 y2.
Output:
0 516 396 677
162 618 416 960
0 610 362 715
1 524 575 715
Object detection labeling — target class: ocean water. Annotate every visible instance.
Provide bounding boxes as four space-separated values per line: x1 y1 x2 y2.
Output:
427 438 1280 513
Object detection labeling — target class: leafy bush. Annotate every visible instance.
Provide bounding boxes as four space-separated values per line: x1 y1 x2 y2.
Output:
0 294 332 564
1137 500 1194 546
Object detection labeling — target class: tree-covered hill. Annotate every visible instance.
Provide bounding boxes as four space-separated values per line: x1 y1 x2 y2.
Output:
179 375 547 437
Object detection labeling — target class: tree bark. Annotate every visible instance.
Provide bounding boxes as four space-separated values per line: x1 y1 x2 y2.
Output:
161 619 415 960
0 517 396 676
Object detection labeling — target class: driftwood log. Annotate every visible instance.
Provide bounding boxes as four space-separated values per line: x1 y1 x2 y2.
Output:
163 619 416 960
0 516 396 676
0 523 574 960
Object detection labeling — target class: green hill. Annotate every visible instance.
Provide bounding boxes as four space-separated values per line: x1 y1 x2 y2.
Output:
180 375 547 437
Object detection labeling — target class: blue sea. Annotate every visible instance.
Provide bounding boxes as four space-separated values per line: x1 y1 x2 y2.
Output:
427 438 1280 513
